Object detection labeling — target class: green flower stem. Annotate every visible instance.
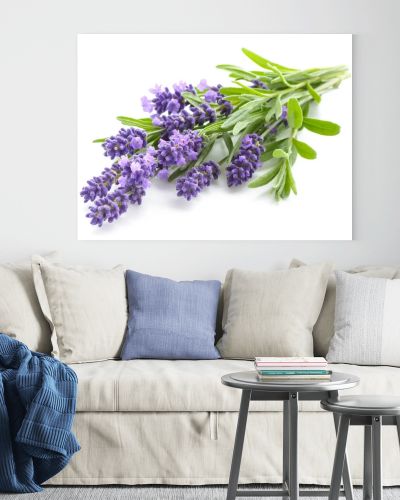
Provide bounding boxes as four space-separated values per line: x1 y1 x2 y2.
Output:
268 65 348 86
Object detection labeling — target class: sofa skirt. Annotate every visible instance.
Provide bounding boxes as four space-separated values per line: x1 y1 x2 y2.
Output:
47 411 400 486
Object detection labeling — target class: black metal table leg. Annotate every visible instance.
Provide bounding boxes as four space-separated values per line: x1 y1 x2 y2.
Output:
226 390 251 500
283 400 290 493
372 416 382 500
333 413 354 500
363 426 373 500
329 415 351 500
289 392 299 500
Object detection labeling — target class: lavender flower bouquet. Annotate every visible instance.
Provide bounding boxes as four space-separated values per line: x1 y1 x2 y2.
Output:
81 49 350 227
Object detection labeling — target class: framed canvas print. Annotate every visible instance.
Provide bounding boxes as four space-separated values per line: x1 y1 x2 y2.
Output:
78 34 352 240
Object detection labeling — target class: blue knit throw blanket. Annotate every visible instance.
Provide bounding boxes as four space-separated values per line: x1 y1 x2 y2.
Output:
0 334 80 493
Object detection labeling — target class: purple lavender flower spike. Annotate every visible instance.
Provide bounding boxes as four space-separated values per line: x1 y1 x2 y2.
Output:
251 79 268 90
166 98 181 114
144 82 198 117
102 128 147 159
150 84 162 95
269 126 278 136
152 115 163 127
226 134 265 187
80 162 124 202
197 79 208 91
190 103 216 126
184 84 196 95
155 111 196 136
173 81 187 93
204 89 219 103
157 130 203 168
280 104 289 127
87 149 158 227
86 190 129 227
141 96 154 113
150 86 188 115
157 169 170 181
219 99 233 117
176 161 220 201
118 156 131 168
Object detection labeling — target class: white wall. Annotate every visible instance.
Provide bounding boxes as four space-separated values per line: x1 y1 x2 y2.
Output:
0 0 399 280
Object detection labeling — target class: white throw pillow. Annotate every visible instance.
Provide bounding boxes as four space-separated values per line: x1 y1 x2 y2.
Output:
327 271 400 366
0 257 54 353
290 259 399 357
32 255 128 363
217 262 332 359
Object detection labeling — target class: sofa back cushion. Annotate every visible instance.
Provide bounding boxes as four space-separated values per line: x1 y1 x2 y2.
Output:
32 255 128 363
327 271 400 366
217 262 332 359
290 259 399 356
0 259 52 353
121 270 221 360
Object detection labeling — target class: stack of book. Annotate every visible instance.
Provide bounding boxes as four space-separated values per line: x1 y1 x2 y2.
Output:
254 357 331 381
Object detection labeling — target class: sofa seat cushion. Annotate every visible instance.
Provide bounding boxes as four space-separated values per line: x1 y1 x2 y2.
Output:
72 359 400 413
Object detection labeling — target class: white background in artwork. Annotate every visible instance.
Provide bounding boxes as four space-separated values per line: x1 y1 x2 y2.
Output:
78 34 352 240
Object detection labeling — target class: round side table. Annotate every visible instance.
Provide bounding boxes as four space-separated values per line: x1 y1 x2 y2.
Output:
221 370 360 500
321 395 400 500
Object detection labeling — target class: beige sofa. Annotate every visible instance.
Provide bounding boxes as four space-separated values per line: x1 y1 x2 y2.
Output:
2 257 399 487
47 359 400 486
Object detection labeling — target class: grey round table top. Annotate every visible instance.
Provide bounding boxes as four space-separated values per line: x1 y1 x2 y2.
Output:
221 371 360 392
321 395 400 416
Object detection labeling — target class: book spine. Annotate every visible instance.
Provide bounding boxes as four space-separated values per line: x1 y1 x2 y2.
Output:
257 370 331 375
255 363 328 367
257 374 331 380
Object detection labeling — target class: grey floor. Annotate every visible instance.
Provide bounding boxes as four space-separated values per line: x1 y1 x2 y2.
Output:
1 486 400 499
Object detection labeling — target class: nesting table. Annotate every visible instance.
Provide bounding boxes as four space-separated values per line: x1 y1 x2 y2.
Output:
221 371 360 500
321 395 400 500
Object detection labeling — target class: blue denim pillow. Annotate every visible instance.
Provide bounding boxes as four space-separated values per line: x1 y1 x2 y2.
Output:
121 270 221 360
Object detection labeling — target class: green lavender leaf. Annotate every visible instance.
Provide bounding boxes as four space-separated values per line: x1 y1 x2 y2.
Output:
216 64 258 80
274 128 292 141
289 147 298 168
292 138 317 159
302 102 310 119
117 116 159 131
229 72 252 82
260 140 288 162
306 83 321 103
220 87 256 95
241 48 297 72
287 98 303 129
221 99 265 130
232 121 249 135
264 106 277 123
282 166 294 197
286 161 297 195
263 138 288 151
260 150 278 163
273 148 289 159
248 161 282 188
303 117 341 136
199 120 224 135
181 91 202 106
274 96 282 120
282 165 292 198
274 164 287 200
234 81 272 96
220 86 270 97
222 134 234 155
93 138 106 143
